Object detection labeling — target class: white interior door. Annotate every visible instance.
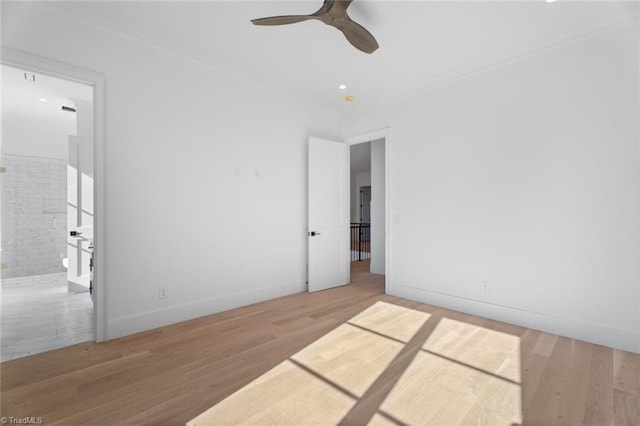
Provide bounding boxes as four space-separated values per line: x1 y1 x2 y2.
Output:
308 137 349 292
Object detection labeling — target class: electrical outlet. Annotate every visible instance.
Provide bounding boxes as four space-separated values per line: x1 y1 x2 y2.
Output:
159 288 168 299
482 281 490 293
1 263 7 270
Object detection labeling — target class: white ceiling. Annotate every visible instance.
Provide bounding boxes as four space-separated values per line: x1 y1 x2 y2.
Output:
1 64 93 138
49 1 639 109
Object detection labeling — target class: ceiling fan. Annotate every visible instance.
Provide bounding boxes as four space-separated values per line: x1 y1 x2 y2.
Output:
251 0 379 54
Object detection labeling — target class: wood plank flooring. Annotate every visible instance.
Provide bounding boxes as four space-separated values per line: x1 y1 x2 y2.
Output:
1 262 638 425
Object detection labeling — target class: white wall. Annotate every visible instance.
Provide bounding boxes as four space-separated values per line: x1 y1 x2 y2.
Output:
1 3 339 339
351 171 371 223
341 24 640 353
1 113 74 160
370 139 385 275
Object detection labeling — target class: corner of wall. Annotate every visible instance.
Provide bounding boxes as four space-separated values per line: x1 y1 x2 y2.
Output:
390 283 640 354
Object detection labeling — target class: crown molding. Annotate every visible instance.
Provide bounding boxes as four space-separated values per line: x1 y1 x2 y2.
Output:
40 2 639 114
350 12 640 114
44 2 330 110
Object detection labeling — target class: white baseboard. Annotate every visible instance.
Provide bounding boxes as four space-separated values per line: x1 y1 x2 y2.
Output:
390 282 640 354
107 280 305 340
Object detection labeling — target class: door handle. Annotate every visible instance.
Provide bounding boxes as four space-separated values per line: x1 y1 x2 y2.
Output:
308 231 322 236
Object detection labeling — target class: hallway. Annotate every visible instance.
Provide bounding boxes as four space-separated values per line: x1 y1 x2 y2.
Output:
350 259 384 287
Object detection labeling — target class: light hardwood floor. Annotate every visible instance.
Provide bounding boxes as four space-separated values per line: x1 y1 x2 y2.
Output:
1 262 638 425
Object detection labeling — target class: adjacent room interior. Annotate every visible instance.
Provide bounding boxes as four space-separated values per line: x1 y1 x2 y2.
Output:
1 1 638 425
1 65 95 362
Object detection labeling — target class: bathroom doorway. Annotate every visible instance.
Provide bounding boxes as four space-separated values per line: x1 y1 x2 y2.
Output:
0 64 95 361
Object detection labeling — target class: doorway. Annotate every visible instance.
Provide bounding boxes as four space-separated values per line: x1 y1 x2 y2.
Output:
306 129 390 293
0 62 98 360
348 137 386 278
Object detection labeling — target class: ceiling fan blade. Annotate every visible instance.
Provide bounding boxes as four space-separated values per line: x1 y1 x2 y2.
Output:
331 18 379 54
251 15 316 26
251 1 379 53
328 0 354 16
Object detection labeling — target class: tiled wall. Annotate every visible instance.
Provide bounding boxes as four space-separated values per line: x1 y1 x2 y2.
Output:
1 154 68 279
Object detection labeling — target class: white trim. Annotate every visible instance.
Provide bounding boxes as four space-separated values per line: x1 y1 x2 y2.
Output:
392 283 640 354
108 280 305 340
637 18 640 346
351 14 640 112
345 128 392 295
47 2 639 113
45 2 316 108
1 47 108 342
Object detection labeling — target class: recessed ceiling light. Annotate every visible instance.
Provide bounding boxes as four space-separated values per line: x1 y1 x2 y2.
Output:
344 95 356 102
38 98 48 102
339 84 347 90
545 0 556 3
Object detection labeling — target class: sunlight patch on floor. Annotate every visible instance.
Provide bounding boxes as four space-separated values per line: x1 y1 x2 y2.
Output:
188 302 522 426
367 413 398 426
292 322 404 397
378 317 522 425
348 301 431 343
423 317 522 383
187 360 355 425
379 350 522 425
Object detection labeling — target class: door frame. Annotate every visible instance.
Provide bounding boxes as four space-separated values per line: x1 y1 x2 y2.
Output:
345 128 391 294
2 47 107 342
